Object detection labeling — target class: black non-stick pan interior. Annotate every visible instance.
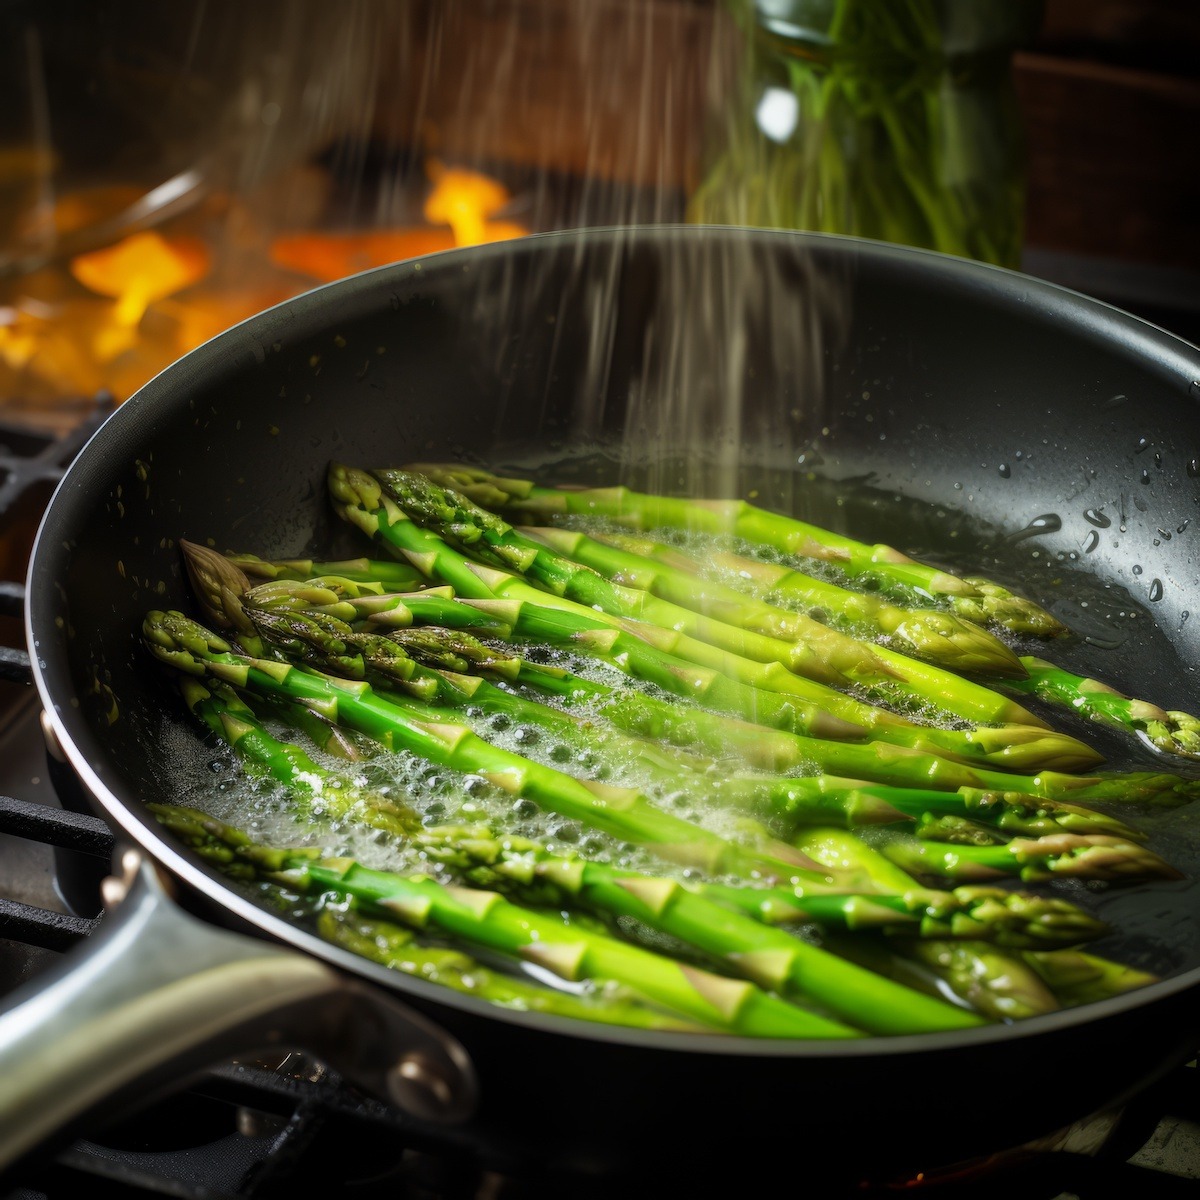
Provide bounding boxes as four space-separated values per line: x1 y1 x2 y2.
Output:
27 226 1200 1169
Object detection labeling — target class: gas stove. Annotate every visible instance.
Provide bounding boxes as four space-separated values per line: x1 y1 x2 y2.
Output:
2 402 1199 1200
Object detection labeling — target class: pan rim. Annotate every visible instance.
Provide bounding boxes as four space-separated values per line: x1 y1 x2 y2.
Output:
25 223 1200 1058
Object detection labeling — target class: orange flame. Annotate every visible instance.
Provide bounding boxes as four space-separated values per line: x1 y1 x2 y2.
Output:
272 163 527 282
0 163 527 405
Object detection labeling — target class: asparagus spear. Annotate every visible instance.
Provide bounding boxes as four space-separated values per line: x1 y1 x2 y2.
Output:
586 528 1020 675
882 831 1182 883
181 538 385 760
524 521 1027 686
378 466 1060 739
402 463 1069 637
898 940 1061 1021
151 804 858 1039
143 610 837 886
328 466 1103 773
178 677 415 836
1009 658 1200 763
317 908 705 1030
181 541 268 657
228 552 424 590
1020 948 1160 1008
699 879 1106 948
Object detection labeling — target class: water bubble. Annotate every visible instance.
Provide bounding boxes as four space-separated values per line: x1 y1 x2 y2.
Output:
1140 469 1151 485
1180 520 1191 534
1083 508 1111 528
1133 495 1148 512
1082 530 1100 553
1132 564 1143 575
1188 458 1199 478
1135 437 1150 453
1148 579 1164 602
1156 528 1172 541
997 464 1011 478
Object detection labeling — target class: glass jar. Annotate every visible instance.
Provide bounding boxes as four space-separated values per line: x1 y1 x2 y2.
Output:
688 0 1044 268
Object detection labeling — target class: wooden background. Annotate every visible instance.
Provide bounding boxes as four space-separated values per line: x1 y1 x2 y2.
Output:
364 0 1198 333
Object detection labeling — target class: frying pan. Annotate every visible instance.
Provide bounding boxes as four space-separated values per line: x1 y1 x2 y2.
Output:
4 226 1200 1185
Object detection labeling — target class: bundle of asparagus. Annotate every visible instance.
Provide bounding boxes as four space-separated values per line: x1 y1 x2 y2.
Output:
138 462 1198 1038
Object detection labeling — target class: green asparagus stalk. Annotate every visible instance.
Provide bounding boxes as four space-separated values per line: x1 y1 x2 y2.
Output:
524 521 1031 691
181 541 269 658
1019 948 1160 1008
588 528 1021 675
177 677 416 836
317 908 706 1030
1009 658 1200 763
144 610 839 886
228 551 424 590
698 879 1105 948
380 467 1062 740
402 463 1069 637
151 804 859 1039
901 940 1061 1021
881 831 1182 883
182 542 385 756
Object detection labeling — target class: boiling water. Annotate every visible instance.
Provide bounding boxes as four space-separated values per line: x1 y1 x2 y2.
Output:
153 470 1200 1007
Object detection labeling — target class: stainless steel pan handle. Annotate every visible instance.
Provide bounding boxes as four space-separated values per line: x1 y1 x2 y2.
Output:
0 848 477 1170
